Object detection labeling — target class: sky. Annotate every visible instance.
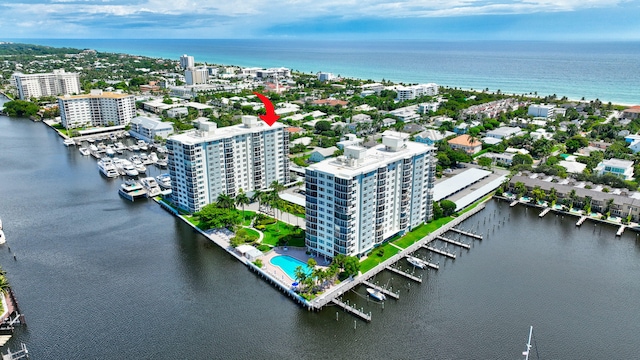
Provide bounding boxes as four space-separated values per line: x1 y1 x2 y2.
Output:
1 0 639 40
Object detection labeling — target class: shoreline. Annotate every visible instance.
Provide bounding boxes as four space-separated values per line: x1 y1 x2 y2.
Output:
3 40 637 107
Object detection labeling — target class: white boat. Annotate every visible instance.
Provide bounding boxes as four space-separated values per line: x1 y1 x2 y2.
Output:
137 140 148 151
0 217 2 230
407 256 426 269
156 145 167 154
98 158 119 178
78 147 90 156
118 180 147 201
105 145 115 156
63 138 76 146
140 177 162 197
148 152 159 163
86 137 95 143
522 326 534 359
156 173 171 189
155 158 168 168
366 288 386 301
129 156 147 173
0 230 5 245
89 144 98 152
130 144 140 152
115 159 139 177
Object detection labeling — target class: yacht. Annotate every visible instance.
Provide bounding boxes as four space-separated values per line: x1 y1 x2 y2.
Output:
86 137 95 143
130 144 140 152
156 145 167 154
63 138 76 146
0 230 5 245
118 180 147 201
89 144 99 152
137 140 148 151
140 177 162 197
105 145 116 157
148 152 159 163
139 153 152 165
406 256 427 269
156 173 172 189
129 155 147 174
117 159 139 177
155 158 168 168
98 158 119 178
78 147 90 156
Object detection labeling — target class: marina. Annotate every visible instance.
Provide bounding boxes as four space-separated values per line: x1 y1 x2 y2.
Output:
435 235 471 249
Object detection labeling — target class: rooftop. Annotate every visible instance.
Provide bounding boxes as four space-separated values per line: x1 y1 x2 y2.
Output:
448 134 481 147
308 137 434 178
59 91 132 100
168 116 284 145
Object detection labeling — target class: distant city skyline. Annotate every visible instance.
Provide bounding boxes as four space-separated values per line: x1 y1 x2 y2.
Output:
2 0 639 40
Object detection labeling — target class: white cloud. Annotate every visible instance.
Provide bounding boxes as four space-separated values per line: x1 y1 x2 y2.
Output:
0 0 633 38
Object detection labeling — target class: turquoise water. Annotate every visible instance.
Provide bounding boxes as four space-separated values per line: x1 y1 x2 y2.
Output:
270 255 311 280
14 39 640 105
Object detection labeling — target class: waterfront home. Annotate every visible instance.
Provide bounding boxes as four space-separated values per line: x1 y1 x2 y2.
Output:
595 159 635 180
447 135 482 155
508 174 640 220
622 106 640 120
129 116 174 142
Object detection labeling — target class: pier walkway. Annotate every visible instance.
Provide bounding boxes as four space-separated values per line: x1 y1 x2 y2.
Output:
386 265 422 283
423 245 456 259
539 208 552 217
510 200 518 207
449 227 483 240
576 216 587 226
362 280 400 300
331 299 372 322
436 235 471 249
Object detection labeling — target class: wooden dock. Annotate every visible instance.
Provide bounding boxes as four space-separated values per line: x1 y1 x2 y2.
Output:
362 280 400 300
539 208 551 217
331 299 372 322
450 228 483 240
616 225 625 236
576 216 587 226
423 245 456 259
385 265 423 283
436 235 471 249
510 200 518 207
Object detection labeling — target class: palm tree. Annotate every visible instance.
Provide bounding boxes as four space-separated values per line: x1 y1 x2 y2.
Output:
270 181 286 230
0 273 10 295
252 189 264 211
216 193 235 214
236 189 250 223
568 189 577 209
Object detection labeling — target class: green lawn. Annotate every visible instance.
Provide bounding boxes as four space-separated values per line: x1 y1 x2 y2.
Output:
240 210 256 226
243 227 260 240
260 221 305 247
360 242 401 273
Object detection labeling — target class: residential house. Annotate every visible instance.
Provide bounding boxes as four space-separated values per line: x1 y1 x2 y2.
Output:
414 129 454 145
595 159 635 180
447 135 482 155
309 146 339 162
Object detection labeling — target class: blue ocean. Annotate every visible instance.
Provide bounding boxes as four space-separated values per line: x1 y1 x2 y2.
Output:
15 39 640 105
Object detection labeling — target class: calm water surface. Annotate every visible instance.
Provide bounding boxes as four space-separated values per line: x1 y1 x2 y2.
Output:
1 99 640 358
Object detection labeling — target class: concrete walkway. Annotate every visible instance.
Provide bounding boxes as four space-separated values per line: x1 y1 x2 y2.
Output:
242 225 264 243
244 201 306 230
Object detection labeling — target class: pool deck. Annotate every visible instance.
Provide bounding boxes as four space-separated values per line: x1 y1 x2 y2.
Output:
261 247 329 284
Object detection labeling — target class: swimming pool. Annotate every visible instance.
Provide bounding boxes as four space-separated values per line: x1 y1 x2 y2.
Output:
270 255 312 280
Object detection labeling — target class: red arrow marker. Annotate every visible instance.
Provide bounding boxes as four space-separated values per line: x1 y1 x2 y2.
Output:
254 92 280 126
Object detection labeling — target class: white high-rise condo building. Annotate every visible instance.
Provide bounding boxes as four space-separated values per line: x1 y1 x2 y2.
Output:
396 83 439 101
185 67 208 85
13 69 81 100
305 134 436 258
58 90 136 129
179 54 195 70
167 116 290 213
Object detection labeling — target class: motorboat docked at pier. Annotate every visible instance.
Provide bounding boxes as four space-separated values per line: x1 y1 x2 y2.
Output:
0 230 5 245
63 138 76 146
406 256 427 269
97 158 119 178
140 177 162 197
78 147 90 156
156 173 171 189
137 140 149 151
118 180 147 201
114 159 139 177
366 288 386 301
